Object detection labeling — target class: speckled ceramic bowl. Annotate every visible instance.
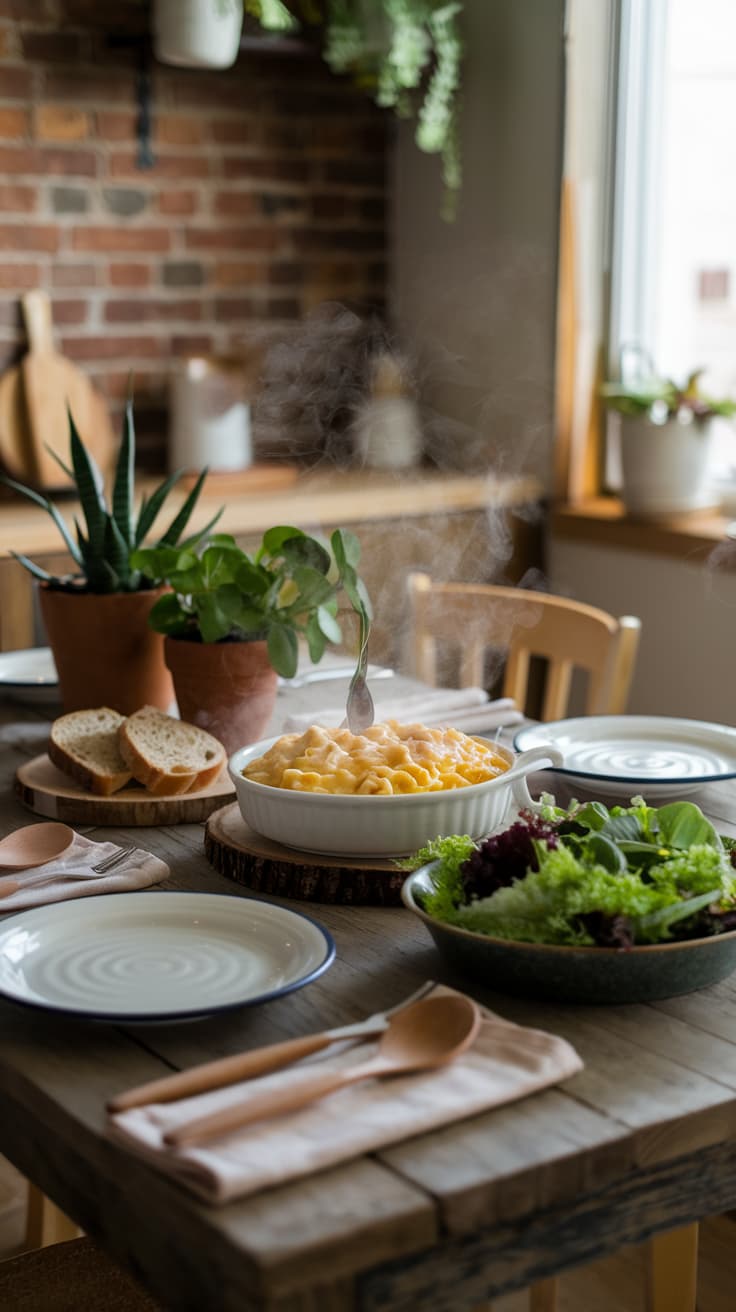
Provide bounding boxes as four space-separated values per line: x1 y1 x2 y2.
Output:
228 738 563 858
402 863 736 1004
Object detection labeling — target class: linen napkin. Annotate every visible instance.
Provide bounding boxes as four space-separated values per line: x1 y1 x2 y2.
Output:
108 985 582 1205
282 689 523 735
0 832 169 912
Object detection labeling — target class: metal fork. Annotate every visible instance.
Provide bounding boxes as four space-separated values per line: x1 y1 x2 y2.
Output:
91 845 137 874
345 609 375 733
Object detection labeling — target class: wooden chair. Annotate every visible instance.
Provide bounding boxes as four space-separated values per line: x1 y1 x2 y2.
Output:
406 572 642 718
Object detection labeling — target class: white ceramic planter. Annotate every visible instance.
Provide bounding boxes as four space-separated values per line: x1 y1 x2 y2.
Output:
153 0 244 70
618 415 717 516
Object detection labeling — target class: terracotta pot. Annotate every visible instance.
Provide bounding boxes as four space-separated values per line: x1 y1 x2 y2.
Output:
39 586 174 716
164 636 278 755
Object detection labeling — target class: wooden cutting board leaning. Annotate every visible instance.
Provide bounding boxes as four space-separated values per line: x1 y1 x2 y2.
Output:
0 290 115 489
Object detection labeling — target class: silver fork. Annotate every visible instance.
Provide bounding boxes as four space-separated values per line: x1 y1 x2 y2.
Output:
345 609 375 733
91 846 137 874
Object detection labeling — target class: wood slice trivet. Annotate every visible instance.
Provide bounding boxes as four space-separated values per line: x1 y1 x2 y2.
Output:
205 802 407 906
15 754 235 826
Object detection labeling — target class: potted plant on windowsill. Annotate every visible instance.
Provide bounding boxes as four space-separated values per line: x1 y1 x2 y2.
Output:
601 361 736 518
1 403 220 714
153 0 245 70
131 527 371 753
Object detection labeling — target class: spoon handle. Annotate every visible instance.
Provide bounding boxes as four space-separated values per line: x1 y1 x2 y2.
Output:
164 1058 391 1148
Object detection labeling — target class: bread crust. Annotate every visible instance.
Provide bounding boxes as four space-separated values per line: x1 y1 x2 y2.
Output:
118 709 226 795
48 728 132 796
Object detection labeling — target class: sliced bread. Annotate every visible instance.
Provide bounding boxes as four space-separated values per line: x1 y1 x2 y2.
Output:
118 707 226 797
49 707 133 796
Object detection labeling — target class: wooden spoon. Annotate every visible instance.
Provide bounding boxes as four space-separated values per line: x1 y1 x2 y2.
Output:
0 822 75 870
163 992 481 1148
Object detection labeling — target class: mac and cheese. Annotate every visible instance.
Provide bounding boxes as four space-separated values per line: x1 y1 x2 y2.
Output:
242 720 509 795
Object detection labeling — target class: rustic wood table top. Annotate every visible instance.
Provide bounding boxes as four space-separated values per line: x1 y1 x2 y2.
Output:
0 680 736 1311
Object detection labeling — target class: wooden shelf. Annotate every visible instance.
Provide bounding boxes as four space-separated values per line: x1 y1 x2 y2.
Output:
551 496 736 564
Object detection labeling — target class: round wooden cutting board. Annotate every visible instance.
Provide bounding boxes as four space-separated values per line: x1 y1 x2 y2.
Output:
15 754 235 826
205 802 407 906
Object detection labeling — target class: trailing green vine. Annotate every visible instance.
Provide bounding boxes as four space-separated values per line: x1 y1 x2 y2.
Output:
246 0 464 217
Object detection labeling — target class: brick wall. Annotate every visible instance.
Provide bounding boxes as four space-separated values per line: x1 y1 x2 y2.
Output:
0 0 389 468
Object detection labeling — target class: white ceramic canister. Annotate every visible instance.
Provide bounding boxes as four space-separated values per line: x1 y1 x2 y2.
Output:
169 357 252 475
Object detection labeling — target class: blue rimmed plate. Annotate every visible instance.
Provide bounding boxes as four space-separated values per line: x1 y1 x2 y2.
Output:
0 891 334 1022
514 715 736 800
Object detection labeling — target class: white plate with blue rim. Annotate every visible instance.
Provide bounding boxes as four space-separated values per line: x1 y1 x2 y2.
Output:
514 715 736 800
0 891 335 1022
0 647 59 705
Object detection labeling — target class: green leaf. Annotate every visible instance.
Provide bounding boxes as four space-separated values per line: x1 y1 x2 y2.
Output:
147 591 192 636
634 888 722 939
316 604 342 644
585 833 627 873
196 593 234 643
111 400 135 548
9 551 55 583
277 533 332 575
178 507 224 551
656 802 723 851
69 407 107 557
267 623 298 677
0 474 83 566
261 525 305 556
134 471 183 547
158 468 212 547
305 612 328 663
331 528 361 570
103 512 131 590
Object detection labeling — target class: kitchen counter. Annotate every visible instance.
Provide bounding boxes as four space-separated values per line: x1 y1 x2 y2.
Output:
0 467 543 660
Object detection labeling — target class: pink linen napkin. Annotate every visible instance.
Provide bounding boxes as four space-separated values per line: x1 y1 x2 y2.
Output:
0 832 169 911
108 986 582 1205
282 690 523 735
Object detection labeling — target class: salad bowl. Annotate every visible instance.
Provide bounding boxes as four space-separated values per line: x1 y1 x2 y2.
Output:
228 738 563 857
402 864 736 1004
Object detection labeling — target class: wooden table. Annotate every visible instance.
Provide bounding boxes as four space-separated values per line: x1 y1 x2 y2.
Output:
1 682 736 1311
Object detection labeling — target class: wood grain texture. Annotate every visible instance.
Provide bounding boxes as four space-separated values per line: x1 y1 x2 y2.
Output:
0 692 735 1309
205 803 406 905
15 753 235 826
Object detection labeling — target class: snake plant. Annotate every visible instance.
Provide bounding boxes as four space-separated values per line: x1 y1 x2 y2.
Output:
1 401 222 594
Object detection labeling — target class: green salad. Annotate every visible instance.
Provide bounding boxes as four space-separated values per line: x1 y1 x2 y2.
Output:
403 798 736 948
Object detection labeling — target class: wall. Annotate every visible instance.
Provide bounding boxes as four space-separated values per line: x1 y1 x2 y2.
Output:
390 0 566 486
0 0 388 467
549 538 736 725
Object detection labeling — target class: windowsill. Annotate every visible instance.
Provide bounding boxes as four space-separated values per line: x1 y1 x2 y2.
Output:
551 497 736 564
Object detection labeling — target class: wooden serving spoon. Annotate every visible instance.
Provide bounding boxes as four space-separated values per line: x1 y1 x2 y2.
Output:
0 822 75 871
163 992 481 1149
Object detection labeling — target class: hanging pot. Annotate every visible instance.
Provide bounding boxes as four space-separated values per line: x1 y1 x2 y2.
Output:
164 636 278 755
153 0 244 70
39 586 174 716
618 415 717 517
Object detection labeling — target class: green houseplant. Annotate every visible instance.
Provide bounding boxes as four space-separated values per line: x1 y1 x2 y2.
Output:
600 359 736 518
131 527 372 751
1 401 221 714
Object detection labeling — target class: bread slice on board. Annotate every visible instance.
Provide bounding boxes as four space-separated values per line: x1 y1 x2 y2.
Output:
119 707 226 797
48 707 132 796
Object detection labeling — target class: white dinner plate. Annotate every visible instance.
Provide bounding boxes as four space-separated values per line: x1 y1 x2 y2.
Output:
0 647 59 704
0 892 335 1022
514 715 736 799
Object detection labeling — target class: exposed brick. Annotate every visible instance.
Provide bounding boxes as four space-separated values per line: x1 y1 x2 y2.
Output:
109 151 210 181
22 31 87 61
0 184 35 211
105 299 202 323
41 148 97 177
213 191 258 219
0 224 58 252
0 28 10 58
310 194 348 222
156 114 204 146
214 297 256 321
158 189 198 217
96 110 137 140
36 106 90 142
210 119 255 146
60 335 164 361
185 227 278 252
51 186 88 214
45 71 136 103
0 300 20 328
102 187 148 217
72 226 171 253
260 192 305 218
1 67 31 99
162 260 205 288
109 263 151 288
360 195 386 224
0 108 27 139
52 299 88 325
266 297 300 319
214 261 263 287
223 156 310 183
51 262 98 288
268 261 305 286
171 334 214 355
295 227 385 254
323 159 385 187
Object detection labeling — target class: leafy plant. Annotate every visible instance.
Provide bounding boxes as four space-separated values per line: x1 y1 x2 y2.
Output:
248 0 464 217
131 526 372 679
0 401 222 594
600 368 736 423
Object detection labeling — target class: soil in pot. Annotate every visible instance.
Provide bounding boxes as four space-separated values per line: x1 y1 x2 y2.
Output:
165 636 278 755
40 587 174 716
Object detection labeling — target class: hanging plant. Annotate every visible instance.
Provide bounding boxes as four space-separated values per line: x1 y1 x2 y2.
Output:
247 0 464 217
